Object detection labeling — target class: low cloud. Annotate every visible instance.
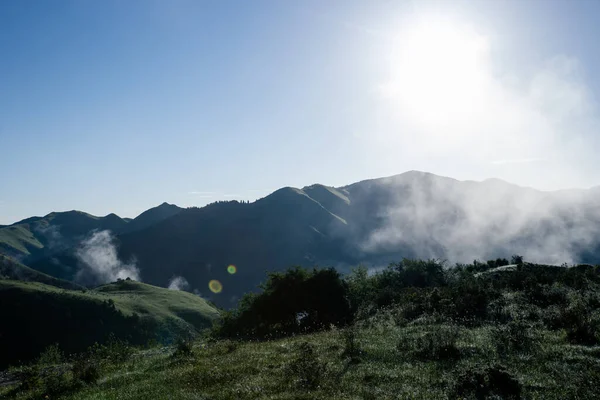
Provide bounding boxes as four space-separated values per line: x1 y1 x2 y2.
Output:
360 173 600 265
75 230 139 285
34 224 64 251
168 275 189 291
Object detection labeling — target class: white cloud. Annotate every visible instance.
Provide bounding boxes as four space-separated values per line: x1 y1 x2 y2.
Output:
75 230 139 284
168 276 189 291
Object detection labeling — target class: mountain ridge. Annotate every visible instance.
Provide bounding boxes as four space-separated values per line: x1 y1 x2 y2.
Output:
8 171 600 308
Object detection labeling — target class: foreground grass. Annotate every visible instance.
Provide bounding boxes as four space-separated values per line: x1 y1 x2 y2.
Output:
4 323 600 399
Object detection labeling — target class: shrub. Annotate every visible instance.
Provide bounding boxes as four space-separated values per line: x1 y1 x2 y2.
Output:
19 364 43 392
172 337 195 358
558 297 600 345
288 342 327 390
72 355 101 385
451 365 521 399
398 326 461 361
492 319 540 355
20 363 75 396
215 267 353 339
38 343 63 365
341 326 361 363
88 335 132 364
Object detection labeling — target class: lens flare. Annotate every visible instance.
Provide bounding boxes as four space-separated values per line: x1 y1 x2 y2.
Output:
227 265 237 274
208 280 223 294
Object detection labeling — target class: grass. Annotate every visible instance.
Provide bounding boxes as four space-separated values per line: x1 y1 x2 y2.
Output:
0 225 43 256
3 322 600 399
0 279 220 368
95 280 220 328
0 255 83 289
0 279 219 330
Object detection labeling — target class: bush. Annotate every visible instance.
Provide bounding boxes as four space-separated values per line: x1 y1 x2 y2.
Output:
38 343 64 365
288 342 327 390
558 297 600 345
341 326 361 363
20 363 75 396
215 267 353 339
88 335 132 364
172 337 195 358
492 319 540 355
398 326 461 361
452 365 521 399
72 355 101 385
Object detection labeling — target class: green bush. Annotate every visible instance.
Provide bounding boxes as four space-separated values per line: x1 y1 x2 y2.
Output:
88 335 132 364
72 355 101 385
451 365 521 399
38 343 64 365
172 337 195 358
492 319 540 355
341 326 361 363
216 267 353 339
397 326 461 361
287 342 328 390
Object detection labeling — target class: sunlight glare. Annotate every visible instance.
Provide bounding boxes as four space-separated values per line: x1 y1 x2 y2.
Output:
387 16 490 126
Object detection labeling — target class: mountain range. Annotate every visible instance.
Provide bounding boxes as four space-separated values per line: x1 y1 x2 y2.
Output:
3 170 600 307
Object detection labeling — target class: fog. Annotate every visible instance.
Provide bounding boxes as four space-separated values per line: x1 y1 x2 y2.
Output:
75 230 140 284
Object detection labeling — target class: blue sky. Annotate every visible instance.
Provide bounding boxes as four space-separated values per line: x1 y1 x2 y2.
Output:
2 0 600 224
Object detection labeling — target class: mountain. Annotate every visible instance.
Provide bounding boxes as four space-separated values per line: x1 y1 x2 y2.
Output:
0 203 183 263
122 202 182 233
21 171 600 307
0 279 219 368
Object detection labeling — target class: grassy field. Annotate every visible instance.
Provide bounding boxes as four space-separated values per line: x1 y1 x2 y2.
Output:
3 321 600 399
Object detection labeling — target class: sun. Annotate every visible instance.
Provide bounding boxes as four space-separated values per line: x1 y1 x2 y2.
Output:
386 16 489 126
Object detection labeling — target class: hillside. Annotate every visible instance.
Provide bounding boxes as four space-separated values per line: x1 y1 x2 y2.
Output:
3 260 600 399
0 279 219 368
0 254 83 290
25 171 600 308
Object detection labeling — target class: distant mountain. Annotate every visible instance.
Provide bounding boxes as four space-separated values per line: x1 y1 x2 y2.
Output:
20 171 600 307
122 202 182 233
0 203 183 263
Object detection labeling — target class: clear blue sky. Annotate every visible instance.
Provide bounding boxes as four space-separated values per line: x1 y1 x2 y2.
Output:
2 0 600 224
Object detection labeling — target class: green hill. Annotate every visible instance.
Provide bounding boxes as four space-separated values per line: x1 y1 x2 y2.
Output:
0 279 219 368
0 254 83 290
3 260 600 399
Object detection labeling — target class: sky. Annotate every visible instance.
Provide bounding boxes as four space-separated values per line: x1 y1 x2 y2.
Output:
2 0 600 224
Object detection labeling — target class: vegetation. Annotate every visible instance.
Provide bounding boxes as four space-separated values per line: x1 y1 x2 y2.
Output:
0 279 219 368
3 258 600 398
0 254 83 290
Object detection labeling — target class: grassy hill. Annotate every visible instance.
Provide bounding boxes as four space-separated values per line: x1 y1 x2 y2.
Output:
0 279 219 368
0 254 83 290
3 259 600 399
0 225 43 256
